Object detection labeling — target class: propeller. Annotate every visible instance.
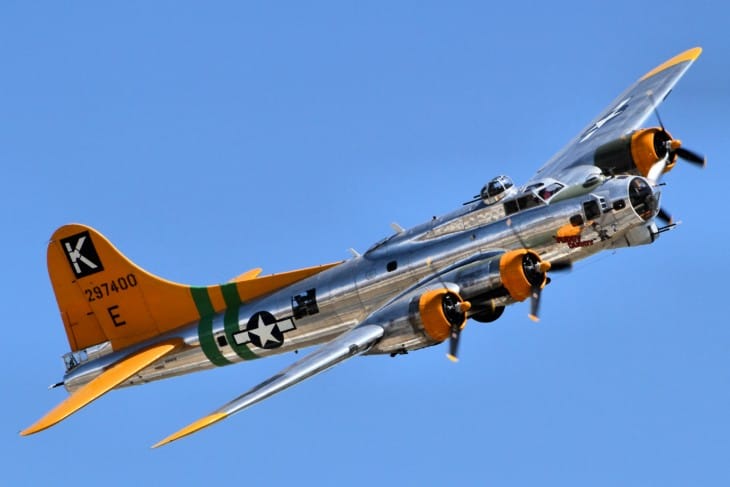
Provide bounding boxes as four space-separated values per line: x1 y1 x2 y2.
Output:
506 218 572 322
647 92 706 182
445 296 471 362
646 92 705 225
674 146 705 166
526 256 571 323
425 258 472 363
656 207 673 225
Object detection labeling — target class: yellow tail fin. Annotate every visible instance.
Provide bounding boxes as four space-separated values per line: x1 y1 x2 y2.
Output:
48 224 341 352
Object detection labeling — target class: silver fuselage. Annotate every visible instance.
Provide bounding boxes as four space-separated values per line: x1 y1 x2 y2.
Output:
63 175 659 392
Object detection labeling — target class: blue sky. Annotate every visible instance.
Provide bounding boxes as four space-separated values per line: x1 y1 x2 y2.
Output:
4 2 729 485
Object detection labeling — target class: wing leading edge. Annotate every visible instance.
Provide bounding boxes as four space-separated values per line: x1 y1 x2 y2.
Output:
152 324 384 448
529 47 702 186
22 339 182 436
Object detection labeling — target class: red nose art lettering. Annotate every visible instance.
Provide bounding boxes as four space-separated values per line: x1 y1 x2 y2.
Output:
554 235 595 248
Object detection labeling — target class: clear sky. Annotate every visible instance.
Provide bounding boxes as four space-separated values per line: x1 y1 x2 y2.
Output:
4 2 728 486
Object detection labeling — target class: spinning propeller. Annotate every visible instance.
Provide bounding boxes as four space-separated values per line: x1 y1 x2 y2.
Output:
644 97 705 227
656 207 674 226
527 258 572 322
506 219 572 323
445 295 471 362
646 93 706 183
425 259 472 363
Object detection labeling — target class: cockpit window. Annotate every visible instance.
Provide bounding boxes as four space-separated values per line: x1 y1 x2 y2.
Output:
537 182 564 201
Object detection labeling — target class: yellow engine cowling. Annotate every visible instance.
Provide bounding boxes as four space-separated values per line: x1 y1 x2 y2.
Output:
498 249 546 302
418 289 468 342
594 128 678 178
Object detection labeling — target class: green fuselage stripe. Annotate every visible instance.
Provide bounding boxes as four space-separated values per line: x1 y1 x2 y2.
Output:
191 286 231 366
221 283 258 360
220 282 240 308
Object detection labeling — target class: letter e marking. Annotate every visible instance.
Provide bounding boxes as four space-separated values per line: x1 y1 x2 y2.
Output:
107 305 126 327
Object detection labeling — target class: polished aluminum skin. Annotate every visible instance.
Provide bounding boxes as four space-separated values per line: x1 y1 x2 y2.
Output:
47 48 705 443
63 174 661 393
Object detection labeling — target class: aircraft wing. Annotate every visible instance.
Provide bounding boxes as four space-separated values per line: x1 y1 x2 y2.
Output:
153 324 384 448
528 47 702 186
22 339 182 436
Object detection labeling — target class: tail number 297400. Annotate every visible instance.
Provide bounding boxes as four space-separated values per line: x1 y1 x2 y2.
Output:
84 274 138 302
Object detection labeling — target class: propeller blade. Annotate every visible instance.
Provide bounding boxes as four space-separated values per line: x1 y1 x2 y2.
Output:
446 322 461 362
528 285 541 322
647 157 669 183
657 207 673 225
674 147 706 167
548 260 572 272
528 258 570 322
650 93 666 133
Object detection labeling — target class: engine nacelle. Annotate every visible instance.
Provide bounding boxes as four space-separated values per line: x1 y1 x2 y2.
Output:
498 249 546 301
594 128 678 178
417 289 468 342
438 249 549 316
367 250 551 354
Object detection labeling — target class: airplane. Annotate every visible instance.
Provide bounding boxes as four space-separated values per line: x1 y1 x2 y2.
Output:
21 47 705 447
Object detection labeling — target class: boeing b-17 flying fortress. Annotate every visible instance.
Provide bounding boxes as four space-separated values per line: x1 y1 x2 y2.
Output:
22 47 704 447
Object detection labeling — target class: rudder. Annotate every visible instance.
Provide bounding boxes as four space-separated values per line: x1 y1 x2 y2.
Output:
48 224 208 351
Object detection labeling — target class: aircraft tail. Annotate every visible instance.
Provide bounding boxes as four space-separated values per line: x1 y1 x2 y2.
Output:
48 224 340 352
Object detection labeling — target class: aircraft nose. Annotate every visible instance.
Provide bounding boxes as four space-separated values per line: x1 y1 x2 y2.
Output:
628 177 658 221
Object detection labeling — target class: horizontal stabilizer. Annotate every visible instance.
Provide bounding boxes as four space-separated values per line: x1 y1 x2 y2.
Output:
21 340 181 436
152 325 384 448
229 268 263 282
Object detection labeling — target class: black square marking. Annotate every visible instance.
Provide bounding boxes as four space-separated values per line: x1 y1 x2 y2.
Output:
60 231 104 278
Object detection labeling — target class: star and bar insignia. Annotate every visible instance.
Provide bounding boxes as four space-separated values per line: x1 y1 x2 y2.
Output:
233 311 296 349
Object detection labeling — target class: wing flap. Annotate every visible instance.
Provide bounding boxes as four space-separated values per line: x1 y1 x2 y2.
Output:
152 324 384 448
21 339 182 436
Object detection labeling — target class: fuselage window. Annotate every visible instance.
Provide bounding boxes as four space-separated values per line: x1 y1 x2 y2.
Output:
386 260 398 272
504 193 542 216
569 214 584 226
583 200 601 220
628 177 654 221
504 199 519 215
517 194 542 211
292 289 319 319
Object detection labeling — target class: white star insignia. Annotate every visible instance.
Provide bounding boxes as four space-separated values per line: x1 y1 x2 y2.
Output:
248 315 280 347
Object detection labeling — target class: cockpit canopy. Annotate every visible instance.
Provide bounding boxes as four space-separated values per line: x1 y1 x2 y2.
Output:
480 175 516 205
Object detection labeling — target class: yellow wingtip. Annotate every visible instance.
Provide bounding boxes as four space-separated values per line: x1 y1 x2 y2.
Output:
20 424 44 437
152 412 228 449
528 314 540 323
640 47 702 81
21 341 181 437
446 354 459 363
